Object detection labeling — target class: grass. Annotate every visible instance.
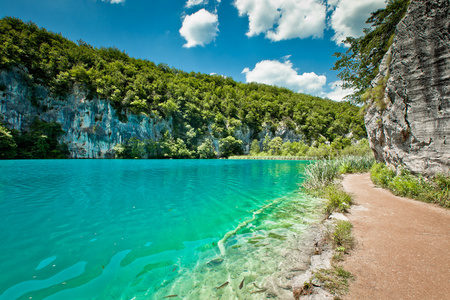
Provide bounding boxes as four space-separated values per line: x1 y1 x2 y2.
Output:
302 155 374 214
331 220 354 261
322 185 353 215
371 163 450 208
300 157 360 299
303 159 341 190
313 265 353 299
312 220 354 298
303 155 375 191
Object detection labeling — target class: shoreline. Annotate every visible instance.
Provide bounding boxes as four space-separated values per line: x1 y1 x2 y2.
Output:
152 192 328 299
229 156 313 161
289 212 349 300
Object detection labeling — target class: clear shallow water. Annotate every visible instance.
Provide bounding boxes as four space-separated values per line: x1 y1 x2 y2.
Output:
0 160 323 299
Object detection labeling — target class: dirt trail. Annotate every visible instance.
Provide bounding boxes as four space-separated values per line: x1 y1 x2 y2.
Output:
341 173 450 300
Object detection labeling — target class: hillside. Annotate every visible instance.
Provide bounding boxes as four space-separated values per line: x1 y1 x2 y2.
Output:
0 17 366 159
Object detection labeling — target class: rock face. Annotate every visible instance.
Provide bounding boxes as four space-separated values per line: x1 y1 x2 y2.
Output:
0 68 301 158
365 0 450 175
0 68 173 158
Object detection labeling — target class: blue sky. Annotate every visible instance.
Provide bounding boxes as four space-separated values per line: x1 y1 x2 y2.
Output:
1 0 387 100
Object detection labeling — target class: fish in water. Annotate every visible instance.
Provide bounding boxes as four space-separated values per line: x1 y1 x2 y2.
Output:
163 295 178 298
253 283 262 290
251 288 267 294
172 266 177 272
239 278 245 289
215 281 229 290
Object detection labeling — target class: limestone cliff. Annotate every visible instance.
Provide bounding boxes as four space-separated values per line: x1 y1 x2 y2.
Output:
1 68 175 158
365 0 450 175
0 67 301 158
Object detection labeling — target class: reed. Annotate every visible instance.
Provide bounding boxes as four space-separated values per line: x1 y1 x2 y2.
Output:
302 155 375 191
302 155 374 214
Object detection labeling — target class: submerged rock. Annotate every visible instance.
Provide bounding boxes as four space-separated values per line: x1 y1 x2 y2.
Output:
206 257 224 267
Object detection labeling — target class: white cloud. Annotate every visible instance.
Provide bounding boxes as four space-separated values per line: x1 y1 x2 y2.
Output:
102 0 126 4
242 59 327 95
327 0 340 9
180 9 219 48
234 0 280 37
234 0 326 41
210 73 227 78
186 0 222 9
323 80 354 101
266 0 327 41
330 0 386 45
186 0 206 8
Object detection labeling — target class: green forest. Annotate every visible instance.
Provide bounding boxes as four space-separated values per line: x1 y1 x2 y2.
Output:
0 17 367 159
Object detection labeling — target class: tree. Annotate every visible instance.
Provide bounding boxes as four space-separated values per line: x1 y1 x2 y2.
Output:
268 137 283 156
113 143 131 158
262 134 271 152
332 0 410 103
128 137 146 158
0 125 17 158
250 139 260 155
0 16 368 158
219 136 243 158
197 139 216 159
280 141 291 156
33 134 50 158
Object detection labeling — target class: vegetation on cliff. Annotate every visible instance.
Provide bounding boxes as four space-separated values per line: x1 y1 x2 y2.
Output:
333 0 410 103
0 119 68 159
0 17 366 158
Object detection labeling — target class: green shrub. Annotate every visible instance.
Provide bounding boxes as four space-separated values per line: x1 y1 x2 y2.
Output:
370 163 450 208
323 185 353 214
0 125 18 158
333 221 354 249
370 162 395 187
219 136 243 158
0 119 69 159
389 173 425 198
314 265 352 296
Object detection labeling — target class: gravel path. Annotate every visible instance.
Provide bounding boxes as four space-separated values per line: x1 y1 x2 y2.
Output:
341 173 450 300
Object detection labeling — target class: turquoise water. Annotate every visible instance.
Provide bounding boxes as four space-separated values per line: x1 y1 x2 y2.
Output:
0 160 323 299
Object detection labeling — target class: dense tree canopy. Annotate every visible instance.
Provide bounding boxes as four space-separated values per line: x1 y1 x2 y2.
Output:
0 17 368 158
0 119 68 159
332 0 410 103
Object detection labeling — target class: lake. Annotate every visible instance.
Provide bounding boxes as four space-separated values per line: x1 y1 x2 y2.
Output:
0 160 323 299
